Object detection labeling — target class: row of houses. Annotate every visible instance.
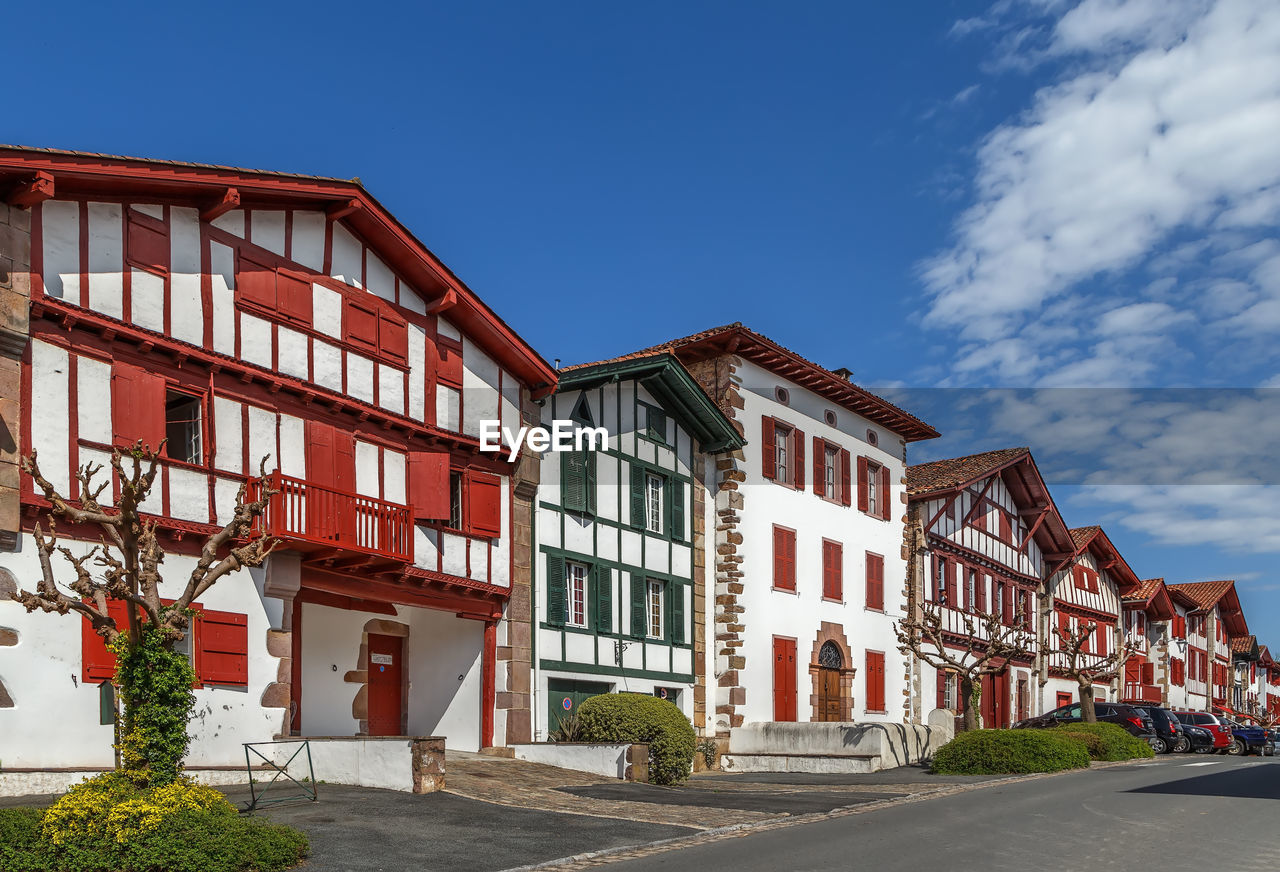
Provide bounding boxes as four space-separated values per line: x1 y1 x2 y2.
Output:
0 148 1273 773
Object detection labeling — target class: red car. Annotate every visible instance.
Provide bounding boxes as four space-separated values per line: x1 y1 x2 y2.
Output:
1171 711 1232 752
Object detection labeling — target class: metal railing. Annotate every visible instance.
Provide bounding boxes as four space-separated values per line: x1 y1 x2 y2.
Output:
249 471 413 562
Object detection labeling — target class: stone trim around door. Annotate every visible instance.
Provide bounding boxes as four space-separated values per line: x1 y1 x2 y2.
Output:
808 621 856 721
345 618 411 735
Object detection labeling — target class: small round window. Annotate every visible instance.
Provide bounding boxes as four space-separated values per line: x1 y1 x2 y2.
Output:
775 386 790 405
824 410 837 427
866 429 878 446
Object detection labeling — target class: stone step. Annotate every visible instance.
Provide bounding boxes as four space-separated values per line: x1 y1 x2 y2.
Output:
720 753 880 774
478 746 516 758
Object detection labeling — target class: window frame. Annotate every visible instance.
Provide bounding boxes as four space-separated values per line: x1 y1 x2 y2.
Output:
646 578 665 640
164 388 205 466
645 472 665 535
566 561 589 628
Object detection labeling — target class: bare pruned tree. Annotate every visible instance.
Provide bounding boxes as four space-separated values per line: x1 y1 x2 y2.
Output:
1052 620 1137 723
13 443 278 648
1245 700 1279 729
896 602 1036 731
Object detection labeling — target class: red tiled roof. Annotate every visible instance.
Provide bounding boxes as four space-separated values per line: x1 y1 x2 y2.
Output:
1167 580 1236 611
1122 577 1165 604
1070 526 1101 551
1231 635 1258 654
0 143 352 184
906 447 1029 496
564 323 939 441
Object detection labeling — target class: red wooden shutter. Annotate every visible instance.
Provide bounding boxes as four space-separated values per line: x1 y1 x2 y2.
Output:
866 552 884 610
237 250 277 310
407 452 451 521
1073 566 1085 589
276 271 313 324
866 651 885 712
344 297 380 353
380 311 409 363
773 526 795 591
936 669 948 710
111 362 166 450
822 540 843 600
944 559 957 606
976 573 988 612
761 416 776 481
197 609 248 686
1125 659 1141 683
1002 584 1014 626
126 209 169 274
1141 662 1155 684
466 470 502 538
812 437 825 496
839 448 852 507
878 465 891 519
304 421 356 492
856 456 869 512
998 511 1012 542
81 599 128 683
437 338 463 386
792 428 805 490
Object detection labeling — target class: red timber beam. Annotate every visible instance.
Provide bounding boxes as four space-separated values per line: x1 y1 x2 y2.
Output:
1018 505 1050 554
301 571 503 621
481 620 497 748
199 186 240 222
6 170 54 207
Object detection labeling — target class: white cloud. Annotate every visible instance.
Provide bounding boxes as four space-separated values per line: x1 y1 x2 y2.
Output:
1082 484 1280 553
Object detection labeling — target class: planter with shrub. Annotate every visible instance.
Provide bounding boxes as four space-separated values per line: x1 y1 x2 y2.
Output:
1052 722 1155 761
931 729 1091 775
575 693 696 785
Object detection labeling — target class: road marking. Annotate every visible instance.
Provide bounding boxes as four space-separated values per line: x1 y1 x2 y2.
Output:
1183 761 1219 766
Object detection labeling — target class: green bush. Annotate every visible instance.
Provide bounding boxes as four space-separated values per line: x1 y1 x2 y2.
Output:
576 693 696 784
0 789 308 872
931 729 1091 775
1052 722 1155 761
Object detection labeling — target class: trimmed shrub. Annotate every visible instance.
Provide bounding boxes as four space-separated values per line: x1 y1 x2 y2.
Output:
931 729 1091 775
576 693 696 784
1052 722 1155 761
0 776 308 872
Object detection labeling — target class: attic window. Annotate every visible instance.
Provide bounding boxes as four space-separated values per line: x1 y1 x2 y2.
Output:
570 394 594 428
866 429 878 447
775 387 790 405
824 410 837 427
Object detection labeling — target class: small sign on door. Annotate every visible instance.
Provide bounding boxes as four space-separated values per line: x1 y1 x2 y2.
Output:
371 653 393 666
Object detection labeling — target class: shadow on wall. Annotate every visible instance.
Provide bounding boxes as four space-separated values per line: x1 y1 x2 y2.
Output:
836 722 949 768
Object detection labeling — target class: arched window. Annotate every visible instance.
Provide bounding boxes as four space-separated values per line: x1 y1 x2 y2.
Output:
818 640 843 669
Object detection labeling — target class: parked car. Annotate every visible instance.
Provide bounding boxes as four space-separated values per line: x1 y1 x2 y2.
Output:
1178 723 1217 753
1221 719 1272 756
1129 705 1184 754
1013 702 1156 738
1170 711 1233 752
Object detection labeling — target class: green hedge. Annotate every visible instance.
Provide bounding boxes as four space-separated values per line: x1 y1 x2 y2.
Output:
0 806 308 872
576 693 696 785
1052 722 1155 761
931 729 1091 775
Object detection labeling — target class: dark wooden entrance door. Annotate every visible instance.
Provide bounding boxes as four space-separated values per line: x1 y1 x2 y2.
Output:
817 669 842 721
773 637 797 721
367 634 404 736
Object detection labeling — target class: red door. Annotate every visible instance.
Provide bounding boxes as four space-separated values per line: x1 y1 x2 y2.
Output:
304 420 357 543
772 637 797 721
981 670 1011 728
367 634 404 736
1056 691 1073 709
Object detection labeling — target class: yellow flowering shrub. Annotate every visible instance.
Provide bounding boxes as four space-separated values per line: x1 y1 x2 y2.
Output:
42 772 235 846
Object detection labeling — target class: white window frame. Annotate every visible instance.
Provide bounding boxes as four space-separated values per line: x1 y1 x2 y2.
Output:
165 390 203 465
942 671 956 711
824 445 838 499
566 562 588 628
645 473 664 535
866 461 881 515
646 578 664 639
774 423 791 485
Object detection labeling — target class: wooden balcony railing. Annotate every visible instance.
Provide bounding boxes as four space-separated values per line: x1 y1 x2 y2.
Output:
248 471 413 563
1122 683 1162 704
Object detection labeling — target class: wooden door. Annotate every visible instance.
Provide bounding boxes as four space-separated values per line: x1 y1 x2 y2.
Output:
1125 659 1141 684
993 669 1011 728
773 637 797 721
817 668 842 722
304 420 357 543
367 634 403 736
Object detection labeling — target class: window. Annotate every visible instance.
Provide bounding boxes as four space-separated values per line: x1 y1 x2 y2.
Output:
822 540 843 601
773 526 796 591
938 670 956 711
762 417 805 489
164 391 203 464
81 601 247 686
775 422 791 483
865 650 886 712
646 579 664 639
641 404 667 444
865 552 884 610
448 472 464 530
866 463 880 515
561 449 596 515
645 473 664 534
964 568 976 611
566 562 588 628
824 446 838 497
857 456 891 520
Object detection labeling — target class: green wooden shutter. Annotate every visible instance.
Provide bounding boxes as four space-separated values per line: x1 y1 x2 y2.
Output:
546 554 566 627
562 451 586 513
630 575 647 638
669 479 685 541
669 582 685 644
595 565 612 633
585 450 597 516
630 463 645 529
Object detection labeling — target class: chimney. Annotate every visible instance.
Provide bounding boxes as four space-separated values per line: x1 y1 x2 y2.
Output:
833 367 853 381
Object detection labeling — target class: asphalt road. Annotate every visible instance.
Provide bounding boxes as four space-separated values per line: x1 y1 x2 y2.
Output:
600 757 1280 872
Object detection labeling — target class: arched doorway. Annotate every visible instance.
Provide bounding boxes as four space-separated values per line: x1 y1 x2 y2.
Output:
816 641 844 722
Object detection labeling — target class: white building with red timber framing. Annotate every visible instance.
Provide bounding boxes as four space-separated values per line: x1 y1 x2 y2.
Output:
1256 646 1280 718
1164 581 1248 715
1119 577 1175 706
1042 526 1142 711
906 447 1075 728
0 147 556 768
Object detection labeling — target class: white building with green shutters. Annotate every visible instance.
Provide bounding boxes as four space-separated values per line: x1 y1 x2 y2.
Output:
533 353 743 739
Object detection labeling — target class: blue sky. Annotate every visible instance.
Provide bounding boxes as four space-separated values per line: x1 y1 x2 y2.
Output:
10 1 1280 641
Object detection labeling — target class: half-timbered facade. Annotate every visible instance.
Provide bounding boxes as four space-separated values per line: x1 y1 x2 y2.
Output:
1165 581 1248 715
533 354 742 738
0 147 555 767
1257 646 1280 718
1043 527 1141 708
1230 635 1261 717
906 448 1074 728
1119 577 1175 706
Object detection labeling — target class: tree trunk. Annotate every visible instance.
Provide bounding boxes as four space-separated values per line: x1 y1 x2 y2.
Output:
1080 683 1097 723
960 675 980 731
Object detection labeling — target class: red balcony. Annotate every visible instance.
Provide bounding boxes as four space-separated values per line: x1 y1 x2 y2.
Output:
248 471 413 564
1122 683 1162 704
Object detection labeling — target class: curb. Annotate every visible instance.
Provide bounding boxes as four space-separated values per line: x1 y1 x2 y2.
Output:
497 756 1158 871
